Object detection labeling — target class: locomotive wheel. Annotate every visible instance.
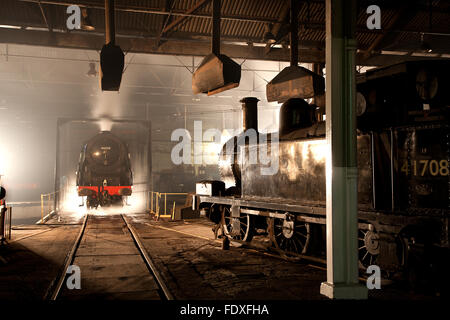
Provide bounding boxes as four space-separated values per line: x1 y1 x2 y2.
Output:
222 206 254 242
270 216 310 257
358 226 379 269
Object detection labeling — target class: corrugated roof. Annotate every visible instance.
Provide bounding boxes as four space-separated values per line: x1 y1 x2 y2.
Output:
1 0 449 53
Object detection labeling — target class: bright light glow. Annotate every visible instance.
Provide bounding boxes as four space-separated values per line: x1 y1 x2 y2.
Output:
59 181 87 219
302 139 327 163
200 129 234 165
25 26 49 31
290 145 295 157
122 191 146 213
380 50 408 56
202 142 221 164
411 52 440 57
60 181 146 219
98 118 113 131
0 25 22 29
0 148 11 177
281 139 327 181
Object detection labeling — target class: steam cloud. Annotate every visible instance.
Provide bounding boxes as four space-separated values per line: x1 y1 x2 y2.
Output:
91 90 123 131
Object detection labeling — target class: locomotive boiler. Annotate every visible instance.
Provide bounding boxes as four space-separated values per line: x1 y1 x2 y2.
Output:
194 60 449 284
76 131 133 209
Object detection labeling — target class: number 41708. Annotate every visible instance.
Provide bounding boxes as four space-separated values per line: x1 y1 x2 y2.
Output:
401 159 449 176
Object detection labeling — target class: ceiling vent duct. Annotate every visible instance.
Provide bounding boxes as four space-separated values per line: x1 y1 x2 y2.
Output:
192 0 241 95
99 0 124 91
266 0 324 103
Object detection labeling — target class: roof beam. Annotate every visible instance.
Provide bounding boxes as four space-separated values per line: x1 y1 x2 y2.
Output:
362 8 404 60
362 4 423 60
0 27 323 62
37 0 51 31
162 0 211 34
264 0 290 55
156 0 175 47
17 0 277 24
0 28 447 66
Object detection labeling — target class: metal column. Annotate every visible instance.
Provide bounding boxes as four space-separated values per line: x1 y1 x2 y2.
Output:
320 0 368 299
211 0 221 56
104 0 116 45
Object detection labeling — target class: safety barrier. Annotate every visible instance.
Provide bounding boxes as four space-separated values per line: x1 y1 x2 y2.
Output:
0 205 11 244
40 191 59 223
147 191 188 220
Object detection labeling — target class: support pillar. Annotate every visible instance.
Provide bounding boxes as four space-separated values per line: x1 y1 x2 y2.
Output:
320 0 368 299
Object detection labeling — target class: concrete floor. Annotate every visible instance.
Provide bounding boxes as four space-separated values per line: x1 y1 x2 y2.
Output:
0 224 80 299
0 212 443 300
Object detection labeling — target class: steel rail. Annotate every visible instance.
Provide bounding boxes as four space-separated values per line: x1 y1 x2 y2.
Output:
47 214 89 300
121 214 174 300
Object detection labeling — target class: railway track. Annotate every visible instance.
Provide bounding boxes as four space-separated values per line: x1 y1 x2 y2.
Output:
46 213 173 300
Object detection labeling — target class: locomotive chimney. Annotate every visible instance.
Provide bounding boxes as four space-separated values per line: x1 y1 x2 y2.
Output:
240 97 259 132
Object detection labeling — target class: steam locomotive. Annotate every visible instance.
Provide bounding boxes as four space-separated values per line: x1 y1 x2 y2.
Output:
76 131 133 209
194 61 449 282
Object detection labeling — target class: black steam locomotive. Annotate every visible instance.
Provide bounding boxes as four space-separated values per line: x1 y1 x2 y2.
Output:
194 61 449 282
76 131 133 208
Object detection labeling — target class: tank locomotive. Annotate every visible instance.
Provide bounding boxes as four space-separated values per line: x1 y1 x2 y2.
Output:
194 61 450 281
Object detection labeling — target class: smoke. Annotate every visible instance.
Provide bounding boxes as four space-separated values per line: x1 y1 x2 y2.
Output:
91 90 123 131
60 183 146 217
98 118 113 131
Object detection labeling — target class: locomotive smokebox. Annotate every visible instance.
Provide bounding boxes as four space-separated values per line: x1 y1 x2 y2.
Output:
240 97 259 132
280 98 317 135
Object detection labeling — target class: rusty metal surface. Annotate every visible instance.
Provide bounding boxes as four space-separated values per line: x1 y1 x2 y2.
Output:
192 53 241 95
266 65 325 103
240 133 372 207
242 138 326 202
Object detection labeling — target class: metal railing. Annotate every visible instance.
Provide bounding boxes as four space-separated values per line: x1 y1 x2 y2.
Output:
0 205 11 243
40 191 59 223
147 191 188 220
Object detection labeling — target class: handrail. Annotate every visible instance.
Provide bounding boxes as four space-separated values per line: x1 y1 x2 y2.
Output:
147 191 188 220
40 191 59 223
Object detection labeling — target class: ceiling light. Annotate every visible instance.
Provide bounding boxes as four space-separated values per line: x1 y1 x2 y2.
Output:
86 62 97 77
420 33 433 53
81 8 95 31
263 31 276 44
263 23 276 44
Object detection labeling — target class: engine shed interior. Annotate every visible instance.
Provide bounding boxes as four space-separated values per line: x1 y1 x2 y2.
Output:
0 0 448 307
